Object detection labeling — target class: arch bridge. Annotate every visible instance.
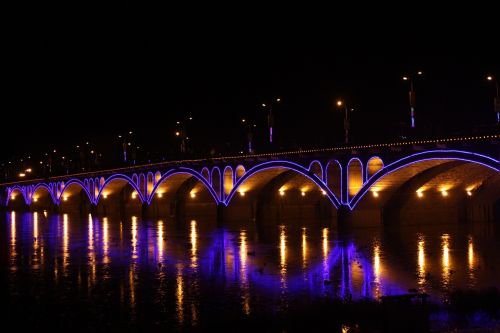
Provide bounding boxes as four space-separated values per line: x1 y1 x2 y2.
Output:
2 135 499 229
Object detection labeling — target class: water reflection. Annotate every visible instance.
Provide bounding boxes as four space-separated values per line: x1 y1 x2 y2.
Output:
176 263 184 326
279 225 288 310
157 220 164 263
468 236 476 288
441 234 452 298
88 214 96 288
417 233 426 292
302 227 308 272
10 211 16 267
373 239 382 298
239 230 250 315
129 216 138 316
4 211 500 329
63 214 69 275
189 220 199 327
322 227 330 294
102 217 110 266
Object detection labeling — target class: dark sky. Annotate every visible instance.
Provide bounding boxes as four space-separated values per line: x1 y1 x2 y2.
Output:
3 10 500 163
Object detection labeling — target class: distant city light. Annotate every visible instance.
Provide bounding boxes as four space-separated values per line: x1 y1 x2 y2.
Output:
19 173 25 177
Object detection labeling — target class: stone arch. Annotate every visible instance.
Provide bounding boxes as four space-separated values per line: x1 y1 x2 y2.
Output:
308 160 323 181
223 166 234 200
211 167 222 201
147 172 154 197
201 167 210 183
366 156 384 181
235 165 245 182
326 160 342 202
226 160 340 208
155 171 162 185
347 158 364 201
350 150 500 209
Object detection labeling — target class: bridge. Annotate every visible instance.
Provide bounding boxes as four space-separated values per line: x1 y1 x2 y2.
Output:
2 135 500 231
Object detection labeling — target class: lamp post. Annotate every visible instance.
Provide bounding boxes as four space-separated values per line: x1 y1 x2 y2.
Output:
175 116 193 155
241 118 256 154
486 75 499 124
261 98 281 145
402 71 423 128
336 100 354 145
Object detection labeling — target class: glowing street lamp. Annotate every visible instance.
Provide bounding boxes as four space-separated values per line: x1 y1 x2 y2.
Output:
486 75 499 124
402 71 423 128
336 100 354 144
261 98 281 145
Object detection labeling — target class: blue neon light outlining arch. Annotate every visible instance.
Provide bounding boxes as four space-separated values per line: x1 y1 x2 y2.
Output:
346 157 364 202
6 185 28 206
148 167 219 205
349 150 500 209
325 159 343 203
223 165 234 201
308 160 324 181
365 156 384 182
224 160 341 208
58 178 93 205
31 183 57 205
96 174 145 204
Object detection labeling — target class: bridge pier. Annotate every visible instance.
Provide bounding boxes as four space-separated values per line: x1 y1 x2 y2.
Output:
337 205 353 235
216 204 226 228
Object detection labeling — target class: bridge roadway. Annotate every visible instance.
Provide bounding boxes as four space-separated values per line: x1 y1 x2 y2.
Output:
2 135 500 230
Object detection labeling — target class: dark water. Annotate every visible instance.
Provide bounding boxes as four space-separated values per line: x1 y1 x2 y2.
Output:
2 211 500 331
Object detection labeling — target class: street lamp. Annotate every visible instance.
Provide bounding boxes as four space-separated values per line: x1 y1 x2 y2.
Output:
175 116 193 154
336 100 354 144
402 71 423 128
261 97 281 145
486 75 499 124
241 118 257 154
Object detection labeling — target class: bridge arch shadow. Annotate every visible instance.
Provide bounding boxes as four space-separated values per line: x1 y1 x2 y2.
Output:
95 174 145 217
58 179 93 214
349 150 500 225
147 167 219 223
223 161 340 233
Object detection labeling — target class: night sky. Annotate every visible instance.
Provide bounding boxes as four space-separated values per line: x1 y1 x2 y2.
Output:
3 12 499 165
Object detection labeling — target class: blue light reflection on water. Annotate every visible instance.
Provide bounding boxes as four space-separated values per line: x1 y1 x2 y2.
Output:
4 211 500 328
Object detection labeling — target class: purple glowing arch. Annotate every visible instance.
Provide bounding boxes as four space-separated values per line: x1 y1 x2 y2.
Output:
308 160 324 181
57 178 93 205
31 183 57 205
325 159 343 204
95 174 146 204
346 157 364 202
365 156 384 182
5 185 29 206
224 160 341 208
349 150 500 209
147 167 219 205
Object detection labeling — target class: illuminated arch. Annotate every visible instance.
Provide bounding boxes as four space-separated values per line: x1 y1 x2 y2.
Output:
349 150 500 209
201 167 210 183
5 186 28 206
225 160 341 208
366 156 384 181
308 160 323 181
223 166 234 199
31 183 56 205
147 172 154 197
347 158 364 201
235 165 245 182
211 167 222 201
325 160 342 202
95 174 145 203
154 171 162 184
148 167 219 204
58 179 93 205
